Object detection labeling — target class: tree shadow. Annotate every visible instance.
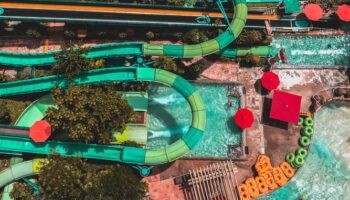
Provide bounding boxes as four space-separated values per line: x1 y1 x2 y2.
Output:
254 79 270 96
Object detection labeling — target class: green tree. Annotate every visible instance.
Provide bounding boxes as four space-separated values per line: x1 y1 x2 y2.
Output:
183 29 209 44
0 100 10 124
145 31 155 39
235 29 263 46
11 156 148 200
153 56 184 74
46 85 134 144
52 42 104 81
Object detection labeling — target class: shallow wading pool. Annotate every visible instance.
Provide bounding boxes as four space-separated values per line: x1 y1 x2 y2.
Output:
146 83 242 158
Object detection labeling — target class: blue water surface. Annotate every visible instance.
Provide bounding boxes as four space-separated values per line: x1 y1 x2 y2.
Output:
260 102 350 200
146 83 242 158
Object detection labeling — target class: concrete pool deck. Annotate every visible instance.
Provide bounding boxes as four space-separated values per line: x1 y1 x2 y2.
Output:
142 65 349 200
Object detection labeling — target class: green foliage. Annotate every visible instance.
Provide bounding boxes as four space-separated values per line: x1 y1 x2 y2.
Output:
52 42 104 81
0 99 30 124
63 30 76 39
10 156 147 200
166 0 184 5
114 82 149 92
46 85 134 144
239 53 261 67
10 182 36 200
121 140 143 147
183 29 209 44
145 31 155 39
25 29 41 38
0 100 11 124
183 63 204 80
0 73 10 82
235 29 263 46
308 0 349 5
153 56 184 74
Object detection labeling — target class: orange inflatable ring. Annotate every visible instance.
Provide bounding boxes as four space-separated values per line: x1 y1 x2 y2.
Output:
265 176 278 190
245 177 260 198
255 176 269 194
272 167 288 187
238 184 251 200
240 192 251 200
280 162 295 178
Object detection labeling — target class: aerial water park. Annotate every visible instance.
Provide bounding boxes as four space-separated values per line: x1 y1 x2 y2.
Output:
0 0 349 199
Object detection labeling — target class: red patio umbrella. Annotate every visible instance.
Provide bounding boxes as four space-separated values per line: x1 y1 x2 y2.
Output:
337 4 350 22
270 90 302 123
234 108 254 129
261 71 280 90
29 120 51 143
304 3 323 21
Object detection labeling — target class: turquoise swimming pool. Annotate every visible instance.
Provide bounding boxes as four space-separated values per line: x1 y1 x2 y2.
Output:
146 83 242 158
260 102 350 200
272 35 350 67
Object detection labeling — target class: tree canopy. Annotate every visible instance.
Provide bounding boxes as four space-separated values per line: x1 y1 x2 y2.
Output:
11 155 148 200
46 85 134 144
53 42 105 81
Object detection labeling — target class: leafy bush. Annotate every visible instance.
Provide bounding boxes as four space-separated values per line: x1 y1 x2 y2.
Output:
46 85 134 144
11 155 148 200
25 29 41 38
0 101 10 124
235 29 263 46
183 29 209 44
153 56 184 74
52 42 104 81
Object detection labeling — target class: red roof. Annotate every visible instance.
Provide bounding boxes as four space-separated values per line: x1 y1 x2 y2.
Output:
29 120 51 143
304 3 323 21
337 4 350 22
261 71 280 90
270 90 302 123
234 108 254 129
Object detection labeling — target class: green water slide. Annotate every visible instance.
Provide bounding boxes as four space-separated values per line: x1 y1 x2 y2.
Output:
0 160 43 189
0 67 206 165
0 0 274 67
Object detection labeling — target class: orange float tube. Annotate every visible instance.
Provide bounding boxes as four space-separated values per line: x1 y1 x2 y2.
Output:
261 171 278 190
245 177 260 198
238 184 251 200
280 162 295 178
272 167 288 186
255 176 269 194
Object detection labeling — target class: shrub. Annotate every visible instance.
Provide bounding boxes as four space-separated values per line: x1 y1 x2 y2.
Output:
46 85 134 144
25 29 41 38
11 155 148 200
183 29 209 44
153 56 184 74
0 100 10 124
52 42 104 81
235 29 263 46
145 31 155 39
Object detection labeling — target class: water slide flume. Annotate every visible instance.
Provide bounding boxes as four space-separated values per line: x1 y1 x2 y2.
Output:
0 67 206 167
0 160 43 189
0 0 274 67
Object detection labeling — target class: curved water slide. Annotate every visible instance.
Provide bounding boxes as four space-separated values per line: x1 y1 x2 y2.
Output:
0 160 42 189
0 67 206 165
0 0 273 67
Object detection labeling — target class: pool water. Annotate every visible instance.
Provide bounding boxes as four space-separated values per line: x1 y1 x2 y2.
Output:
272 35 350 67
146 83 242 158
260 102 350 200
